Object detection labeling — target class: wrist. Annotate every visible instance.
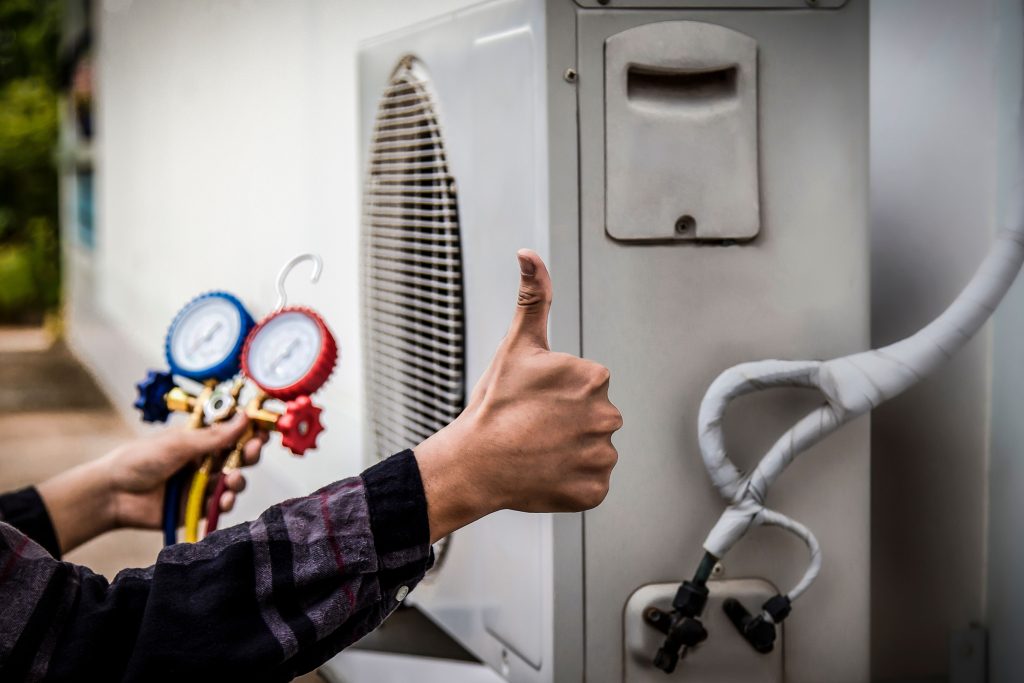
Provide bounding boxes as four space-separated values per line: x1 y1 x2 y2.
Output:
95 452 129 530
78 457 120 534
37 457 119 553
92 458 119 532
414 417 502 543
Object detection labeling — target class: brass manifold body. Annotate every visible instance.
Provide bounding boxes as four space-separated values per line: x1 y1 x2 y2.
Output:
167 382 277 542
166 385 277 431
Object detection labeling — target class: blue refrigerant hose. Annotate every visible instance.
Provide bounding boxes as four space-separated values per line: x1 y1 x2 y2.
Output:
162 469 188 546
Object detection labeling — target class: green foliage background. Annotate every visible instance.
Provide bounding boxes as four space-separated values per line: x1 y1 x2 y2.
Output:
0 0 62 323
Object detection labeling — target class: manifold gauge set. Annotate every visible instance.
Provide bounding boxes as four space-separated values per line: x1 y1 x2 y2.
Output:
133 254 337 545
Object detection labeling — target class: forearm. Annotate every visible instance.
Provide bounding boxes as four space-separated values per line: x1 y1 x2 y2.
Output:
1 451 432 681
27 406 490 553
36 457 117 554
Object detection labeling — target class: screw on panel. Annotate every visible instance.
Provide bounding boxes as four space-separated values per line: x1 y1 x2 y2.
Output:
563 67 577 83
675 215 696 236
643 606 672 634
711 562 724 578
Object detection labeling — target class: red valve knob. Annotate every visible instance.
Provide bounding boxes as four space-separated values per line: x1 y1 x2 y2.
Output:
277 395 324 455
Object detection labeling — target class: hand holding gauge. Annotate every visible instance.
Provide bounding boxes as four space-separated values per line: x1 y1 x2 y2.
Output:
136 291 254 545
132 254 338 545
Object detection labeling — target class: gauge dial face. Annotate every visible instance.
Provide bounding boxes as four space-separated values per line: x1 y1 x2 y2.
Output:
168 297 245 374
245 311 324 390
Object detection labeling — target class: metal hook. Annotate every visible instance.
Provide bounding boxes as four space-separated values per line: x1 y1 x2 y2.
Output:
275 253 323 310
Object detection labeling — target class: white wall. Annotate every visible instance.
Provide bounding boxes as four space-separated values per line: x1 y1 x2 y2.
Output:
73 0 481 519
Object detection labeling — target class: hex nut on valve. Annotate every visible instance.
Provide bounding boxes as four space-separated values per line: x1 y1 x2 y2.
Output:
723 598 776 654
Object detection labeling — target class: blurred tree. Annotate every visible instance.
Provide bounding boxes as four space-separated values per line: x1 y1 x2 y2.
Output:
0 0 62 324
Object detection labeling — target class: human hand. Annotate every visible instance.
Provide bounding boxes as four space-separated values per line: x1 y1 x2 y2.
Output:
414 249 622 542
104 412 268 530
38 412 268 553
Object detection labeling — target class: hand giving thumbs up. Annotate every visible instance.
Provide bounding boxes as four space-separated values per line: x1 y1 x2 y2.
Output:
415 249 622 542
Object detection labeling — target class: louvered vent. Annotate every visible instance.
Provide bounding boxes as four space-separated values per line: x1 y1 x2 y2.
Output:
362 57 465 461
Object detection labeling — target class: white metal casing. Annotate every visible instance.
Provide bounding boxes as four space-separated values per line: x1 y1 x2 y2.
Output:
358 1 868 681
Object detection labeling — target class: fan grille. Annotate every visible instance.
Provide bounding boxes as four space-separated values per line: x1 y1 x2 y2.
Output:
362 58 465 460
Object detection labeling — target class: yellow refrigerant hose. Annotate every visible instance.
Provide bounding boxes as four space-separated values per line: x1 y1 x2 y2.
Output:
183 459 212 543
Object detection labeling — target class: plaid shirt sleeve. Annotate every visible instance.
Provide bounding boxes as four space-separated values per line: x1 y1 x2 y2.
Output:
0 449 433 682
0 486 62 559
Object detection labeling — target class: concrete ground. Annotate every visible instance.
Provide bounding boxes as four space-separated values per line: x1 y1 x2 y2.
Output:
0 327 322 682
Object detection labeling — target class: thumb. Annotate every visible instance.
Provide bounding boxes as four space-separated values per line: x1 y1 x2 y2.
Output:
508 249 552 350
174 412 248 461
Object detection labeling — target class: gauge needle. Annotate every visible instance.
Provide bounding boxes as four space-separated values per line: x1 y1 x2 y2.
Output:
189 320 224 355
270 338 300 373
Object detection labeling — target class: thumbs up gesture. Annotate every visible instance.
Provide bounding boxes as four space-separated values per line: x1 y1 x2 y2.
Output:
414 250 622 543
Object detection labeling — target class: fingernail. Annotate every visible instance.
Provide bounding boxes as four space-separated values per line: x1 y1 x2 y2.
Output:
518 253 535 277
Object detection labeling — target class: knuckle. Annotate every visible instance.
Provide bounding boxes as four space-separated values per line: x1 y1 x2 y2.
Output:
604 444 619 469
517 285 548 309
598 405 623 433
170 430 194 453
579 480 609 509
589 405 622 435
590 442 617 471
585 363 611 389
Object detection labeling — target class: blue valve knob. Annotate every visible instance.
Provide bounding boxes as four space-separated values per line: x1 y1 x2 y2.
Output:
134 370 176 423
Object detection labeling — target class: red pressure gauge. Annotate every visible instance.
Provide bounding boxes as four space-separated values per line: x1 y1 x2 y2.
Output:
241 306 338 400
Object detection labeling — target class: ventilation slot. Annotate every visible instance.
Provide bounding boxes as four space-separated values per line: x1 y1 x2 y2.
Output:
362 57 466 462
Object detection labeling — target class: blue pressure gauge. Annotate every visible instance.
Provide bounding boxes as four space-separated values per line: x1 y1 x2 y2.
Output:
164 291 254 381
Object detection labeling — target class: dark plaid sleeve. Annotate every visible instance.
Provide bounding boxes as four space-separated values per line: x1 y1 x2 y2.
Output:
0 487 62 559
0 450 433 682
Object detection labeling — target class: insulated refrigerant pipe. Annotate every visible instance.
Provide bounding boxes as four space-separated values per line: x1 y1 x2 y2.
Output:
696 120 1024 608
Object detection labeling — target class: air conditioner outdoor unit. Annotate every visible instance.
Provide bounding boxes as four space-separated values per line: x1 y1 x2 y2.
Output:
357 1 869 681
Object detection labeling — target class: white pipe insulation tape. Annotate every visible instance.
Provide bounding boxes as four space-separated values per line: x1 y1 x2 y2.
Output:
697 112 1024 605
